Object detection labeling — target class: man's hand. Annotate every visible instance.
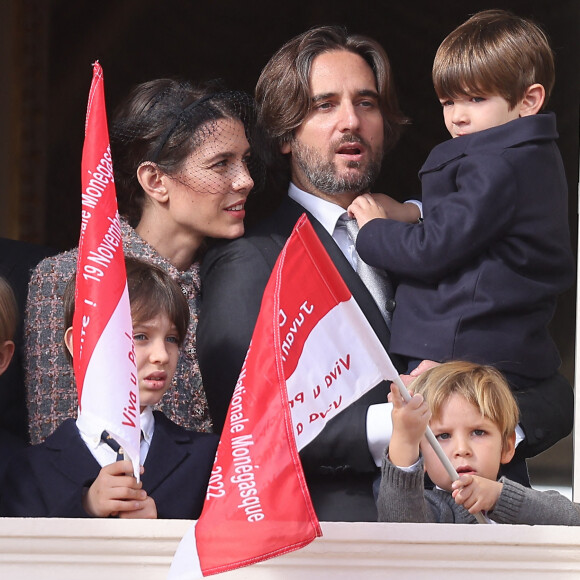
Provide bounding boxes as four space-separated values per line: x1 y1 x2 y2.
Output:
387 383 431 467
452 474 502 514
400 359 440 387
83 461 150 518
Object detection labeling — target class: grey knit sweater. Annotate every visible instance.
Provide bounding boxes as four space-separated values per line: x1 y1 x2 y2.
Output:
378 455 580 525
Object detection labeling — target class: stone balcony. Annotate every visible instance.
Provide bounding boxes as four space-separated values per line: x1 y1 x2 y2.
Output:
2 518 580 579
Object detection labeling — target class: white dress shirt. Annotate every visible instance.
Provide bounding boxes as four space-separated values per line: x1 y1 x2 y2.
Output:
76 405 155 467
288 182 393 465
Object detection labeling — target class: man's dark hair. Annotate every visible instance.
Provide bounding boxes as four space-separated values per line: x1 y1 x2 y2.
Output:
256 25 407 154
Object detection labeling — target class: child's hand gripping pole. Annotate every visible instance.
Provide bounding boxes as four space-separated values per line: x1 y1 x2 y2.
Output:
391 375 488 524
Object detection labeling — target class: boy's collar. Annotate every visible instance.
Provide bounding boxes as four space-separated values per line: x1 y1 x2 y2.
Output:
76 405 155 448
420 112 557 175
140 406 155 444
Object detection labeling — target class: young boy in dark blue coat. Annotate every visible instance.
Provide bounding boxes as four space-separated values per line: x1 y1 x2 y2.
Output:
348 10 574 468
0 276 26 484
0 258 218 518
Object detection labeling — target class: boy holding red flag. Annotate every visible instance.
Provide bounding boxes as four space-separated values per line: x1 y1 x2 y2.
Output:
378 362 580 525
0 258 217 518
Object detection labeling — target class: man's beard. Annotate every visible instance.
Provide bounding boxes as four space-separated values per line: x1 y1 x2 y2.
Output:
291 135 382 195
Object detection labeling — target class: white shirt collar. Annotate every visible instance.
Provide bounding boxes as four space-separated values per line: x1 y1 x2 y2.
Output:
288 182 347 236
140 406 155 444
76 406 155 449
76 410 104 451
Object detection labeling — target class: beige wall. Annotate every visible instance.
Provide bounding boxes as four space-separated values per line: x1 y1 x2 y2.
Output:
0 0 49 243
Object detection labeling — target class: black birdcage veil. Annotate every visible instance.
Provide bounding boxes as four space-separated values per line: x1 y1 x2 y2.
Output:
109 80 264 226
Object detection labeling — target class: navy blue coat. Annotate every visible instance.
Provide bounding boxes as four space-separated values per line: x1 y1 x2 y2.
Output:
0 412 218 518
357 113 575 455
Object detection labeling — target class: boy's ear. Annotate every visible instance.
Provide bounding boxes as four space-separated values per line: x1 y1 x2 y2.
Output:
64 327 74 358
0 340 15 375
500 431 517 465
136 162 169 203
518 84 545 117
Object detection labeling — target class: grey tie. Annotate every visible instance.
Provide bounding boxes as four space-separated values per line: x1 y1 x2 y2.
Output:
342 216 394 327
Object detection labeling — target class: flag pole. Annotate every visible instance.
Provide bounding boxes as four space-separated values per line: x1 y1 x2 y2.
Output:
391 374 488 524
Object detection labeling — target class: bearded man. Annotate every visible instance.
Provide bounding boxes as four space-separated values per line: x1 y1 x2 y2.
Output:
197 25 419 521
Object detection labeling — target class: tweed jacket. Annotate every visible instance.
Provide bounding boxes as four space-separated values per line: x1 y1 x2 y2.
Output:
24 220 211 444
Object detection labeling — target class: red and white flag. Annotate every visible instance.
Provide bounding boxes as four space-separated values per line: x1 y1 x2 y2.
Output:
169 214 401 578
73 62 140 478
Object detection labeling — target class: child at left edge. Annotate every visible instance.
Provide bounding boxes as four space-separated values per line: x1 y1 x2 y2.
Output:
377 361 580 525
0 276 26 484
0 257 218 518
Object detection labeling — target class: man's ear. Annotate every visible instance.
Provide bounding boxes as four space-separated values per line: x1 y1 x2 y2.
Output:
136 162 169 203
280 138 293 155
500 431 517 465
64 327 74 359
0 340 15 375
518 84 545 117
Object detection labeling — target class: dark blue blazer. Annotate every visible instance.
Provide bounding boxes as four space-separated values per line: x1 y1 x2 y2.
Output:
198 196 402 521
0 237 56 443
0 428 26 485
0 412 218 518
357 113 575 456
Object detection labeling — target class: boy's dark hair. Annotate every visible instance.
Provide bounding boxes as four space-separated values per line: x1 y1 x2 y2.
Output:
433 9 555 109
0 276 17 342
63 258 189 361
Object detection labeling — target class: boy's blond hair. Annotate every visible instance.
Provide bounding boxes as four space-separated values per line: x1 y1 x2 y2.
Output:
433 9 554 109
0 276 17 343
410 361 519 450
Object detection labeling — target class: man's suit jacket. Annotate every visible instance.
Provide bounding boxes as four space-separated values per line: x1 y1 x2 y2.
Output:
0 237 56 443
0 412 218 518
198 196 401 521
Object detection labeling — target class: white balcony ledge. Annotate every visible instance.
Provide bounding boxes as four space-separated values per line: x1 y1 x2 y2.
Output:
1 518 580 579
